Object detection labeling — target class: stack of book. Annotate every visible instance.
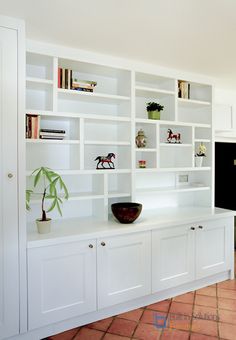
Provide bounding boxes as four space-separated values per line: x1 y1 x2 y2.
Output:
26 114 40 139
72 78 97 92
58 68 97 92
40 129 66 140
178 80 190 99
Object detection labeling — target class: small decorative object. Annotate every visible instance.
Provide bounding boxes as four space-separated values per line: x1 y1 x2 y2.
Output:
146 102 164 120
138 160 146 168
111 202 142 224
136 129 147 148
167 129 181 143
195 143 207 167
26 167 69 234
95 153 115 169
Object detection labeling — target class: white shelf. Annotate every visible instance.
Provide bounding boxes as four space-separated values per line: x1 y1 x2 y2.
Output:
26 169 132 176
135 85 175 97
135 118 211 128
108 192 131 198
26 110 131 122
136 185 210 195
194 139 211 143
26 77 53 85
160 143 192 147
136 167 211 173
85 141 130 146
30 192 104 203
178 98 211 107
26 139 80 145
135 148 156 152
58 88 130 103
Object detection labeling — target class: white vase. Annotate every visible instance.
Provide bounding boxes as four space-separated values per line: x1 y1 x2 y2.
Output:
195 157 203 167
36 218 51 234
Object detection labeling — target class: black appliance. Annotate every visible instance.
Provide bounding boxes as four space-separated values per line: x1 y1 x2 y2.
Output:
215 142 236 210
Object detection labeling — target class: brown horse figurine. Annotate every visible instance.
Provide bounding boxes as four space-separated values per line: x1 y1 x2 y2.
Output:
167 129 181 143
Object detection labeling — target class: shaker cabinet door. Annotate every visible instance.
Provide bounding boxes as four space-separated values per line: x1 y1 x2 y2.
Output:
152 225 195 292
28 240 97 330
195 218 232 279
97 231 151 309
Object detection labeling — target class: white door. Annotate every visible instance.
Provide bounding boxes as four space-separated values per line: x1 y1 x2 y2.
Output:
28 240 97 330
195 218 231 279
97 231 151 309
0 26 19 339
152 225 195 292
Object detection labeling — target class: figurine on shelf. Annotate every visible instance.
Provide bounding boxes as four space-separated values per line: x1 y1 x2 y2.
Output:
167 129 181 143
195 143 207 167
136 129 147 148
95 153 115 169
138 160 146 168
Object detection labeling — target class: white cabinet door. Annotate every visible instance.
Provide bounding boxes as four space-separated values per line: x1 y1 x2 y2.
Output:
28 240 97 330
195 218 231 279
97 231 151 309
152 225 195 292
0 26 19 339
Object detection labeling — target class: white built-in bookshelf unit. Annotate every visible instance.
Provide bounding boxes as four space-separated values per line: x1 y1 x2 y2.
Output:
26 50 213 226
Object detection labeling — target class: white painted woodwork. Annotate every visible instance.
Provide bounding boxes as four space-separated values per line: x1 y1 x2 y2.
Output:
0 25 19 340
25 45 213 223
214 104 232 131
97 232 151 309
196 219 231 279
27 240 97 329
152 225 195 292
26 213 234 333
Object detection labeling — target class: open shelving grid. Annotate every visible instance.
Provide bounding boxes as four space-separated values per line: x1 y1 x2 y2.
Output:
25 52 213 224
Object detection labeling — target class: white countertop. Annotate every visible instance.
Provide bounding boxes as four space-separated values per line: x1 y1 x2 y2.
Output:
27 206 235 248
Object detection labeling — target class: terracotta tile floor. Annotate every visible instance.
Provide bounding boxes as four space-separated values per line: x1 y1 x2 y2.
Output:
45 252 236 340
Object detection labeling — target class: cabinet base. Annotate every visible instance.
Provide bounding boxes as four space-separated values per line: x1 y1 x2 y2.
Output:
12 270 234 340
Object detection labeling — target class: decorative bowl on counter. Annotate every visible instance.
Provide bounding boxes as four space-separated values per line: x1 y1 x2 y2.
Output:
111 202 142 224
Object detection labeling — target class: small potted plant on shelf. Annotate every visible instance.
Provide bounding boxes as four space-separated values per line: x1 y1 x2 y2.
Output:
195 143 207 167
146 102 164 120
26 167 69 234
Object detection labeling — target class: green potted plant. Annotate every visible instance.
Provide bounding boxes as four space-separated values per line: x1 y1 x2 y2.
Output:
26 167 69 234
146 102 164 120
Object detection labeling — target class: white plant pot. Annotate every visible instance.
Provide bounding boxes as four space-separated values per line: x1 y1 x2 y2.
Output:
36 218 51 234
195 157 203 167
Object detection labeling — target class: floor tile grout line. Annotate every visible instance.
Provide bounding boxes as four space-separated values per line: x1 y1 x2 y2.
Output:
130 307 146 339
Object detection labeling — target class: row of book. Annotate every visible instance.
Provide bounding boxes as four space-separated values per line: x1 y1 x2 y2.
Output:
178 80 190 99
26 114 40 139
58 68 97 92
26 114 66 140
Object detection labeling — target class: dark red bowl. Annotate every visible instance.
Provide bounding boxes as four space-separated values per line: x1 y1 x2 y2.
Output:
111 202 142 224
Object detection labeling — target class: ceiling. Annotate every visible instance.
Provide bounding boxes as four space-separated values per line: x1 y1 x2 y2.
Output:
1 0 236 88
